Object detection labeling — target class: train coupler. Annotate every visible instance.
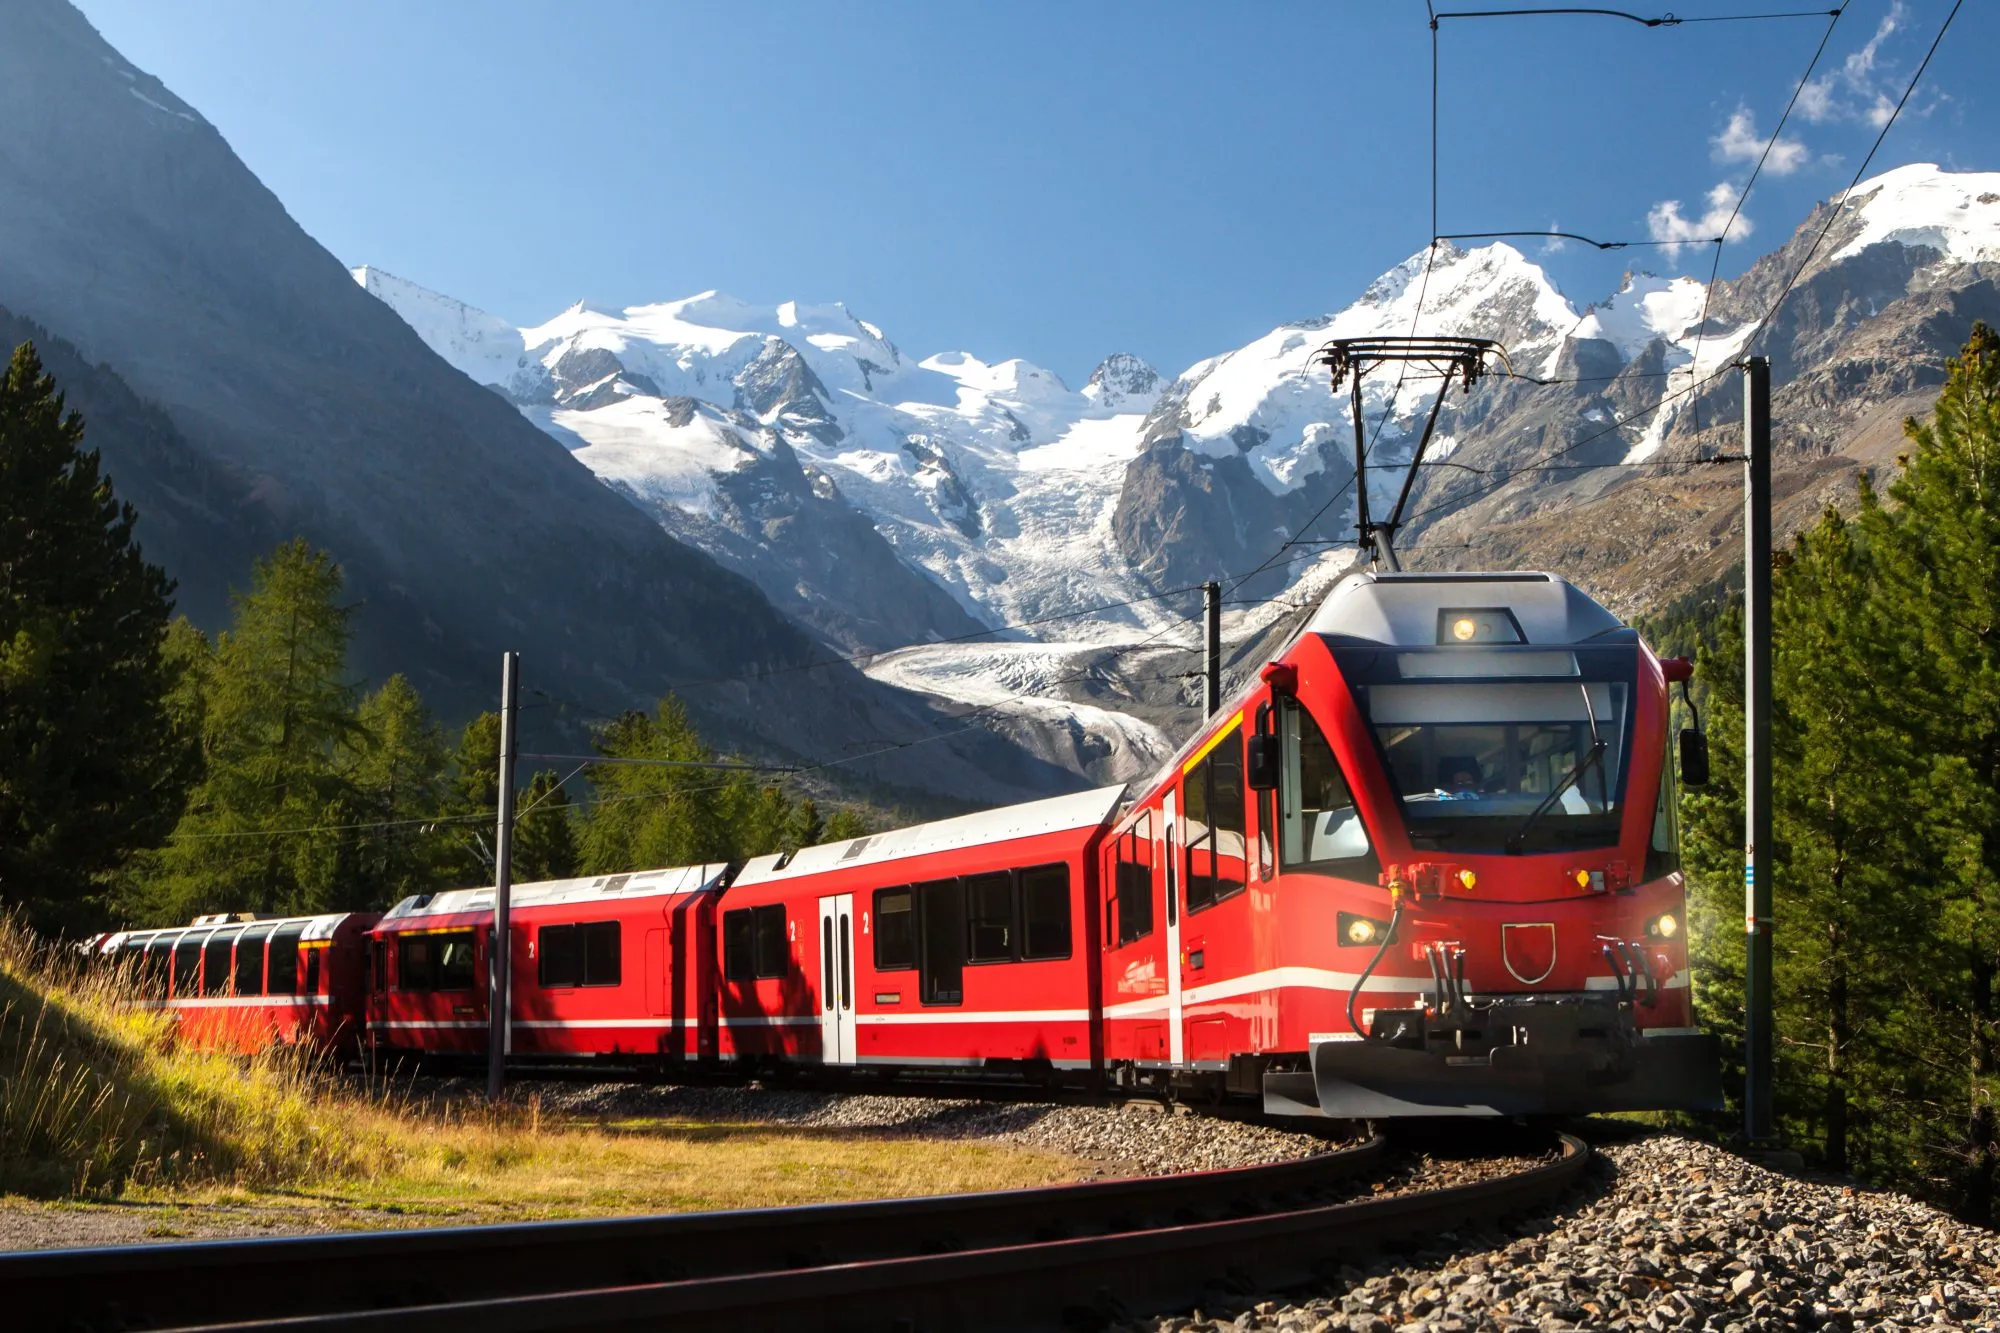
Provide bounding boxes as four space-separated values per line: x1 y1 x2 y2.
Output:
1267 994 1721 1119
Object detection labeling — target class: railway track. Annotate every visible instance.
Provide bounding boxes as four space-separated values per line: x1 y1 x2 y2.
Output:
7 1130 1589 1333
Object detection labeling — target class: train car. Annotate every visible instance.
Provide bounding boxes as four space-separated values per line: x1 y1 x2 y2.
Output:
365 864 730 1063
96 912 377 1056
720 786 1124 1074
1102 568 1721 1117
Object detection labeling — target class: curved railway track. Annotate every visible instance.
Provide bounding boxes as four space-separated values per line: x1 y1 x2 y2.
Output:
6 1130 1589 1333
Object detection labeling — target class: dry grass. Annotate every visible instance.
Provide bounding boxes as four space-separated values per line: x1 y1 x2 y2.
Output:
0 917 1076 1219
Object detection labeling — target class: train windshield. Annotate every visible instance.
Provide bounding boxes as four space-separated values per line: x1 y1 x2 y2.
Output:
1339 643 1637 854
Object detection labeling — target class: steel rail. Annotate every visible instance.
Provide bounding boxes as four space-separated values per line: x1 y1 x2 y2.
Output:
9 1132 1589 1333
10 1134 1385 1332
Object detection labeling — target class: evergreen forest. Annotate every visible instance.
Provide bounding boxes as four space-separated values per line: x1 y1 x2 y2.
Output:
0 342 865 938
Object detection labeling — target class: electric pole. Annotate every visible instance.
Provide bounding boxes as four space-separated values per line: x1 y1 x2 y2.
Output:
1742 356 1775 1146
487 650 519 1101
1203 581 1222 716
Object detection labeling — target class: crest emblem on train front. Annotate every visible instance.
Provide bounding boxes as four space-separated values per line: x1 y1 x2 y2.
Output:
1501 923 1558 986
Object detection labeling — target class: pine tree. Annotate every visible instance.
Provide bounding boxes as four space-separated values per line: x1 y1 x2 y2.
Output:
1767 507 1940 1175
0 343 189 933
1863 321 2000 1220
576 698 738 873
134 540 364 919
513 770 579 882
346 673 452 909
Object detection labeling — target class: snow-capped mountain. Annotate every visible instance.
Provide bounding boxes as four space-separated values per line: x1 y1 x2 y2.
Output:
356 163 2000 784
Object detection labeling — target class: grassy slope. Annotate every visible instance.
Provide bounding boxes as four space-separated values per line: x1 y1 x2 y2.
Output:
0 919 1074 1220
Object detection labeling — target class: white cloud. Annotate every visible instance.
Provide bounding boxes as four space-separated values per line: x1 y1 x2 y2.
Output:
1541 222 1568 255
1711 108 1809 175
1800 2 1909 125
1648 182 1754 255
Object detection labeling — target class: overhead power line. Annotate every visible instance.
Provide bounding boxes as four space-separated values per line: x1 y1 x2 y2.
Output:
1745 0 1964 359
1685 4 1846 429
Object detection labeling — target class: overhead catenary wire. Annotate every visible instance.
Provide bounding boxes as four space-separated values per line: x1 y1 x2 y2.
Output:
1742 0 1964 360
1684 4 1846 431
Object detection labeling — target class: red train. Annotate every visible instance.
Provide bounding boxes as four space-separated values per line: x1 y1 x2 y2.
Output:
99 570 1721 1117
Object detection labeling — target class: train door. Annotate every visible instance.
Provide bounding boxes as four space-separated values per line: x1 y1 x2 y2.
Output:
817 894 856 1064
1162 789 1185 1066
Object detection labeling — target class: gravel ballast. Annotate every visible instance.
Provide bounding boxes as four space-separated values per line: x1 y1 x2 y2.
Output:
1135 1132 2000 1333
535 1080 1349 1176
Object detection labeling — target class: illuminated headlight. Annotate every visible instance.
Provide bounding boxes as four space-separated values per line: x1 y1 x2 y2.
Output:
1338 911 1391 947
1451 617 1478 642
1648 913 1680 940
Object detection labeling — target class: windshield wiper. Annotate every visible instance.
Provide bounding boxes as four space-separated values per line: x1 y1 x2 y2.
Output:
1505 685 1607 855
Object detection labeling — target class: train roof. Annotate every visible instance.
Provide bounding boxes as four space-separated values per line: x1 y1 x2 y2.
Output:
102 912 362 950
1307 570 1625 647
734 784 1127 887
380 863 733 924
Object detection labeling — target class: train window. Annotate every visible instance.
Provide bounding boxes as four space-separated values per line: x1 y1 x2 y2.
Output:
538 922 622 988
1112 816 1154 947
1019 865 1071 961
1646 745 1681 880
1185 725 1249 913
397 935 433 991
751 905 787 979
965 872 1014 963
917 879 964 1005
202 929 241 995
234 927 271 996
268 926 303 994
874 888 915 970
1279 698 1376 872
435 933 476 991
723 909 753 982
142 935 174 998
304 948 322 995
171 932 204 995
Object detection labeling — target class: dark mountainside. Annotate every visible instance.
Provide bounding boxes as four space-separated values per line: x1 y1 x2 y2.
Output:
0 0 1075 807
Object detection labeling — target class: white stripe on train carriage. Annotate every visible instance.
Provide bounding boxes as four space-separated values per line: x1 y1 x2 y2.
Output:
854 1008 1090 1026
143 995 331 1010
370 1016 817 1031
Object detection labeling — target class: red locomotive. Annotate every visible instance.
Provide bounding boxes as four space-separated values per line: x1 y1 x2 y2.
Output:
103 569 1720 1118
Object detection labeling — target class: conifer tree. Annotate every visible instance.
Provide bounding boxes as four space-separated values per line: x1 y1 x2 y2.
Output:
136 540 363 918
513 770 579 882
1863 321 2000 1220
0 343 188 932
576 697 737 873
346 673 452 909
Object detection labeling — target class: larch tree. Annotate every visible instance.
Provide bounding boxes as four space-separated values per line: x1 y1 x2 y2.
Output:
0 343 189 933
137 539 364 919
346 673 452 909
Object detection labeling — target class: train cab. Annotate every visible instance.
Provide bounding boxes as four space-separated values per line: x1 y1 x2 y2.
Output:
1102 569 1722 1117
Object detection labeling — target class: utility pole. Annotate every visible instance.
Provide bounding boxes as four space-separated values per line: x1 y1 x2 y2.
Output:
1742 356 1775 1147
1203 581 1222 716
487 650 519 1101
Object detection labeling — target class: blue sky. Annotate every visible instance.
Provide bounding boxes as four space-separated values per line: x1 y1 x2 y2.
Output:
74 1 1995 384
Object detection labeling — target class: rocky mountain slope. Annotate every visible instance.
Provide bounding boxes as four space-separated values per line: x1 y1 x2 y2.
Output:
359 166 2000 785
0 0 1076 809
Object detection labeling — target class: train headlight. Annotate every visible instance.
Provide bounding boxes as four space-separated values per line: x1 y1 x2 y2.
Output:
1649 913 1680 940
1451 616 1478 642
1338 912 1391 947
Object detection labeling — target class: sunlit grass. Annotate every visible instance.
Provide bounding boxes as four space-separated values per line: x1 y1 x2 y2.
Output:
0 916 1077 1218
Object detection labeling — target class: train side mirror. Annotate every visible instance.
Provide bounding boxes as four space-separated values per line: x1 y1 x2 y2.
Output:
1679 728 1710 788
1246 733 1280 791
